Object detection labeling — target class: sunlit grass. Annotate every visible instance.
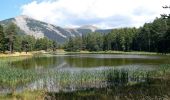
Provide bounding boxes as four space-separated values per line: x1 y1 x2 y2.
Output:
63 50 163 55
0 52 33 58
0 90 45 100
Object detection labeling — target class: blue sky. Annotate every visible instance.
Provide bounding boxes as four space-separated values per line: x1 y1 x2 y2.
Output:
0 0 33 20
0 0 170 28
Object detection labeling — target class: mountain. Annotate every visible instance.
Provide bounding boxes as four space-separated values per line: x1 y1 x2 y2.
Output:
0 15 112 43
79 25 98 32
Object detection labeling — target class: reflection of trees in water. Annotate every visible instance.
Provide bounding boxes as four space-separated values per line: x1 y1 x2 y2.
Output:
2 65 169 100
45 78 170 100
25 68 151 93
107 69 129 87
11 57 64 69
63 56 167 68
11 55 170 69
64 57 132 67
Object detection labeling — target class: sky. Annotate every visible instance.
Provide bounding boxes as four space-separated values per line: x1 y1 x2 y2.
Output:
0 0 170 29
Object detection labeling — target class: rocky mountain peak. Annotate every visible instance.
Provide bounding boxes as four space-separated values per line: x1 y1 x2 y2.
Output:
0 15 111 43
79 25 98 32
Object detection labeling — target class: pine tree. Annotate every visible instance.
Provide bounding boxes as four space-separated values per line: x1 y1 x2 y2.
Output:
52 41 58 51
5 23 17 53
0 25 5 53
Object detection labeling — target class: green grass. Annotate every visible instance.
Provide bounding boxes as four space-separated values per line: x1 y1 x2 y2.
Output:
0 57 44 99
0 90 45 100
63 50 164 55
0 66 37 87
0 57 39 94
0 55 170 99
0 59 170 91
0 56 31 64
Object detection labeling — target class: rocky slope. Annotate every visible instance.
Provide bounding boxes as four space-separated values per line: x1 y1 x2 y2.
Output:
0 15 112 43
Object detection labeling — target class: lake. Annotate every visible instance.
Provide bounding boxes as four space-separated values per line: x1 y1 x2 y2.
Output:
1 54 170 99
12 54 170 69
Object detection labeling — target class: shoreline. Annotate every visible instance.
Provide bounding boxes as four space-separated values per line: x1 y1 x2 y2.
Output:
53 50 169 56
0 52 33 58
0 50 169 58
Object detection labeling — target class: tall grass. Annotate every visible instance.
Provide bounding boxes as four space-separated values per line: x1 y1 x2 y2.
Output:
0 66 37 88
0 57 38 94
0 56 170 95
28 67 153 93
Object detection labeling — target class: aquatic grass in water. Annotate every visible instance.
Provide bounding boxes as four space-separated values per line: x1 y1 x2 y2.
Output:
44 64 170 100
0 54 170 98
37 64 170 92
26 66 154 93
0 66 37 87
0 62 39 94
0 59 170 94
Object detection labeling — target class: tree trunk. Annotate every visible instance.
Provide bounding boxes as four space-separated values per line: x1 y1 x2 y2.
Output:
9 42 12 54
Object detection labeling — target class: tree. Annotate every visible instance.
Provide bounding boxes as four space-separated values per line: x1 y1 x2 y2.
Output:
14 35 22 52
52 40 58 51
86 32 103 51
0 25 6 53
162 17 170 53
158 5 170 53
22 35 36 52
35 37 51 51
65 37 77 51
21 37 29 53
5 23 17 53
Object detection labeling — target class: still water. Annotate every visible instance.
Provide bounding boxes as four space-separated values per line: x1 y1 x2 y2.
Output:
8 54 170 99
12 54 170 69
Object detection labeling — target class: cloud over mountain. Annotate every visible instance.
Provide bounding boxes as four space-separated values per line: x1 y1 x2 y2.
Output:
21 0 170 29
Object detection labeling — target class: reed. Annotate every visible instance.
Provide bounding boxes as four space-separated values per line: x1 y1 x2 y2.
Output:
0 56 170 99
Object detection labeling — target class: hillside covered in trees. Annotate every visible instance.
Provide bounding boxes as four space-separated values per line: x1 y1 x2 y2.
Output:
0 16 170 54
64 17 170 53
0 23 58 53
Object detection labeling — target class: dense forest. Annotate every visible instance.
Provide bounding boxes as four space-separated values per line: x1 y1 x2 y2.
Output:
64 16 170 53
0 23 58 53
0 16 170 54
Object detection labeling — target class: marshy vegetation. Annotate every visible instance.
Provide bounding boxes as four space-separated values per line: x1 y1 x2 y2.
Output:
0 2 170 100
0 54 170 99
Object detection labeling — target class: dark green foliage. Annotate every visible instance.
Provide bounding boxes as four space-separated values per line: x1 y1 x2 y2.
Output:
64 37 82 52
0 23 58 53
52 40 58 51
103 28 137 51
20 35 36 53
34 37 54 51
13 35 22 52
86 33 103 51
64 28 137 52
64 33 103 51
0 16 170 53
64 17 170 53
22 40 29 53
5 23 17 53
0 25 6 52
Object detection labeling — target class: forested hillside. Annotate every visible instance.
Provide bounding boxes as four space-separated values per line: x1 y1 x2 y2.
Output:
0 15 111 43
0 23 58 53
64 17 170 53
0 16 170 54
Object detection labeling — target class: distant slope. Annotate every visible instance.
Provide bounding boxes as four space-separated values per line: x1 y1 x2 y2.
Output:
0 15 112 43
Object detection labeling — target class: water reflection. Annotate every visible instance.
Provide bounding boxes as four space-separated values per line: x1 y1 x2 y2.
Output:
7 54 170 99
12 57 63 69
3 66 153 93
11 54 170 69
45 78 170 100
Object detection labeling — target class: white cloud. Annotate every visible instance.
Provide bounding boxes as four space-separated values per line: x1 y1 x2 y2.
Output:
21 0 170 29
